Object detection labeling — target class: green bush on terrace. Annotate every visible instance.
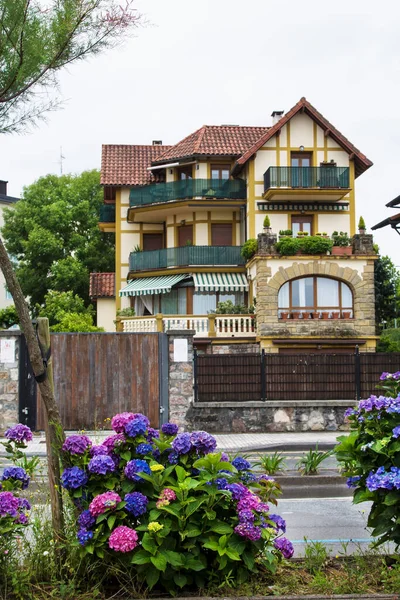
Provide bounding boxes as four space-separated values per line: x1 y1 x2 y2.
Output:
275 236 333 256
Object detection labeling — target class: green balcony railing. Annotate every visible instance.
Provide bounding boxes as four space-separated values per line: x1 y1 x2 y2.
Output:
129 245 245 272
130 178 246 207
99 204 116 222
264 166 350 191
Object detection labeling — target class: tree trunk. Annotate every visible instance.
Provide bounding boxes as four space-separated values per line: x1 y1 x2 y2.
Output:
0 237 65 540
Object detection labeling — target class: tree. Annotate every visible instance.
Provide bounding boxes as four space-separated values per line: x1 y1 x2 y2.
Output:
38 290 103 331
0 305 19 328
0 0 141 133
2 170 115 309
374 255 400 330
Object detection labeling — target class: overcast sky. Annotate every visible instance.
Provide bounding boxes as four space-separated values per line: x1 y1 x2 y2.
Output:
1 0 400 263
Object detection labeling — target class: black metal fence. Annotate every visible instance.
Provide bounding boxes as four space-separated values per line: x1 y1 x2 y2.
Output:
193 350 400 403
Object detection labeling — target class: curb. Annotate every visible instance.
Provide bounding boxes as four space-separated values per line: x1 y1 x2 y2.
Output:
218 441 337 453
150 595 399 600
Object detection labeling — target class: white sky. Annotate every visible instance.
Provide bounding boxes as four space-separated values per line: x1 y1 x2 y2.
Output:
1 0 400 264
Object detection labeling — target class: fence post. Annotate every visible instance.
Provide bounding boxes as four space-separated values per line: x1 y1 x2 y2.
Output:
355 345 361 401
193 348 198 402
261 349 266 401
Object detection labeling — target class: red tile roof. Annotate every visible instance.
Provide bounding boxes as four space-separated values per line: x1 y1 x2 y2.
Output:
101 145 171 186
233 97 373 178
89 273 115 298
153 125 270 164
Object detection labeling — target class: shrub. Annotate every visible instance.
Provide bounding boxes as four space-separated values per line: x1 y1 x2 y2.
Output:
358 216 366 230
279 229 292 236
263 215 271 228
275 237 300 256
117 308 136 318
332 231 351 247
0 305 19 329
241 238 258 260
302 236 333 255
377 328 400 352
61 415 293 593
214 300 251 315
335 372 400 549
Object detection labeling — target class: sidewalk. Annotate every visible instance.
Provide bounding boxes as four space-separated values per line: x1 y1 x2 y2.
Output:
0 430 342 457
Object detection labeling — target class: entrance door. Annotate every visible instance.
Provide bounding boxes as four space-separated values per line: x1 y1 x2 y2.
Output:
178 225 193 246
143 233 163 251
291 152 312 187
291 216 313 237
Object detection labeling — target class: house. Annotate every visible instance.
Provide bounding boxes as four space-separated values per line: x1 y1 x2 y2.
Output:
0 181 18 310
95 97 378 353
372 195 400 234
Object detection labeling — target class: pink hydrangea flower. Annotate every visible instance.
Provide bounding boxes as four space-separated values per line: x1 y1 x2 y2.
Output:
102 433 126 452
156 487 177 508
111 413 136 433
89 492 121 517
108 525 138 552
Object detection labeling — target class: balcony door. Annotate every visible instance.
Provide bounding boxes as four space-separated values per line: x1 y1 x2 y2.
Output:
291 216 312 237
177 166 193 180
143 233 163 251
178 225 193 247
291 152 312 188
211 223 232 246
211 164 230 180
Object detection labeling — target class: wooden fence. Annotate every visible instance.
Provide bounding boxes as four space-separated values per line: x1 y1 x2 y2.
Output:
194 351 400 403
35 333 168 430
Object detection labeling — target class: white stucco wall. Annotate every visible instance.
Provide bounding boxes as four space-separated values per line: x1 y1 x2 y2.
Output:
0 202 14 309
289 113 314 148
317 213 351 235
196 163 207 178
96 298 116 332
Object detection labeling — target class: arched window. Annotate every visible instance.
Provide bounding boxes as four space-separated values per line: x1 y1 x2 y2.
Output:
278 276 353 318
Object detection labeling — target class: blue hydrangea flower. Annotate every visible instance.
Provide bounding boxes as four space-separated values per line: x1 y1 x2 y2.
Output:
393 426 400 438
268 514 286 533
346 476 361 488
77 528 94 546
168 451 179 465
172 433 192 455
1 466 30 490
190 431 217 455
366 466 400 491
61 467 88 490
124 459 151 481
125 492 148 516
136 443 153 455
78 509 96 529
88 455 116 475
226 483 248 500
124 416 148 438
215 477 229 490
161 423 179 436
147 428 160 442
232 456 251 471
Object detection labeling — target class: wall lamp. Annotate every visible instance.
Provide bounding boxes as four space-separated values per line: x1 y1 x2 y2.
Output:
180 220 186 226
299 145 305 151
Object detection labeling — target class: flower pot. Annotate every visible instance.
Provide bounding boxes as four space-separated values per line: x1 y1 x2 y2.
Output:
312 311 321 319
342 310 352 319
281 312 291 320
332 246 352 256
359 229 366 235
331 311 340 319
292 311 304 320
321 311 330 320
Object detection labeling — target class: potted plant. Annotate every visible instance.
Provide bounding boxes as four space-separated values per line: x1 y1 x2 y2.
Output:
358 216 366 235
331 311 340 319
322 232 328 238
263 215 271 232
292 311 303 319
321 311 330 320
331 231 352 255
316 232 322 237
342 310 352 319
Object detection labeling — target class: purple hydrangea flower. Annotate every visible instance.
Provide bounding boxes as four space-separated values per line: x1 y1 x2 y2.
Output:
232 456 251 471
168 451 179 464
226 483 249 500
111 412 136 433
190 431 217 455
124 415 149 438
17 513 28 525
268 514 286 533
18 498 31 511
220 452 229 462
62 435 92 455
172 433 192 455
234 522 262 541
344 407 356 418
136 443 153 455
393 426 400 439
1 466 30 490
238 509 256 523
124 459 151 481
5 424 33 443
147 428 160 442
88 455 116 475
78 509 96 529
125 492 148 517
274 536 294 559
102 433 126 452
161 423 179 436
0 491 20 517
77 528 94 546
90 445 109 457
215 477 229 490
61 467 88 490
346 476 361 488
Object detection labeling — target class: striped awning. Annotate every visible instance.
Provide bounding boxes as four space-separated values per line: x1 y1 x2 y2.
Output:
119 274 189 297
193 272 248 292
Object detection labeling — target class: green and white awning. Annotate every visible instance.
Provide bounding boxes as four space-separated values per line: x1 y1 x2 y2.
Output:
193 272 248 292
120 274 189 297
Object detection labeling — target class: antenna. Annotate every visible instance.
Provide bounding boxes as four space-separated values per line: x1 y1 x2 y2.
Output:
58 146 65 175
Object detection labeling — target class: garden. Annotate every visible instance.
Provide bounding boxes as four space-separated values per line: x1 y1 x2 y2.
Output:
1 370 400 599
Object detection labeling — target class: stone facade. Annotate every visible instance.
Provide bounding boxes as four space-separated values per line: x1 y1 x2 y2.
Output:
186 400 351 433
167 330 194 430
252 233 377 352
0 332 20 432
205 343 259 355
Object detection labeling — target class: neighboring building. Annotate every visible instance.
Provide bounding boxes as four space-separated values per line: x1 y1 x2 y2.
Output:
372 195 400 234
96 97 377 352
89 272 116 332
0 181 18 310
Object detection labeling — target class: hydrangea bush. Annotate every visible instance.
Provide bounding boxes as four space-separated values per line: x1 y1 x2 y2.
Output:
61 414 293 592
336 371 400 548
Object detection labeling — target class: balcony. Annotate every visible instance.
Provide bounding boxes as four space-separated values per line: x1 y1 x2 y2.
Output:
263 166 350 201
129 245 245 273
99 204 116 222
129 178 246 208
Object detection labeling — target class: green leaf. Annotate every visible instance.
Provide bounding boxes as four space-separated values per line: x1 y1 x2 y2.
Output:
160 549 183 567
120 451 131 462
225 548 241 561
242 551 255 570
217 461 235 472
150 553 167 572
121 480 135 493
142 532 157 555
192 458 208 469
146 566 160 589
136 472 154 484
149 509 161 521
186 498 206 517
131 549 151 565
353 488 375 504
203 540 219 551
95 547 104 559
210 522 233 534
205 510 216 520
228 537 246 554
107 515 116 530
175 466 188 482
219 534 227 549
184 527 202 538
173 573 188 589
185 557 206 571
384 491 400 506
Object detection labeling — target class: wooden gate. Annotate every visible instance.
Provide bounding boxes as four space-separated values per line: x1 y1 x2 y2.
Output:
36 332 168 430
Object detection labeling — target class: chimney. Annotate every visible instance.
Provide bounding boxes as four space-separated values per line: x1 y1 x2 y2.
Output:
0 180 7 196
271 110 284 126
152 140 163 146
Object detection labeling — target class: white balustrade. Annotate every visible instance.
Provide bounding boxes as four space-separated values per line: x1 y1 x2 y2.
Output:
215 315 256 337
119 314 255 337
122 318 157 332
163 316 209 337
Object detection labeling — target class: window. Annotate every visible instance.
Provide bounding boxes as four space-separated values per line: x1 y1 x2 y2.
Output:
177 166 193 180
211 223 232 245
291 216 312 236
278 276 353 317
143 233 163 251
211 164 230 180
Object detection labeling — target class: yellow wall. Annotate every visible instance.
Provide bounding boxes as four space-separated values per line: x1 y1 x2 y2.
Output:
96 298 116 332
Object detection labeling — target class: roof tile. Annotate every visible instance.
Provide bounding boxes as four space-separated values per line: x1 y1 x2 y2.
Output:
89 273 115 298
101 145 171 186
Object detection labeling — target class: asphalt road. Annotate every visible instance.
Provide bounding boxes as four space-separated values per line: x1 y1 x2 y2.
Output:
278 496 386 557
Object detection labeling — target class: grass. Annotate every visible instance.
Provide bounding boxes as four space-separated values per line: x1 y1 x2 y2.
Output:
296 444 333 475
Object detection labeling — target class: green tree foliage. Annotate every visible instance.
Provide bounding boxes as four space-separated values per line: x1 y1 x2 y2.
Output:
377 328 400 353
0 305 19 328
38 290 103 332
2 170 115 309
0 0 141 133
374 256 400 330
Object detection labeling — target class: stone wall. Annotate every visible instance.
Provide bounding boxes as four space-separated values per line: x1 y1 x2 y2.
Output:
206 343 259 355
167 330 194 430
186 400 351 433
0 332 20 432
